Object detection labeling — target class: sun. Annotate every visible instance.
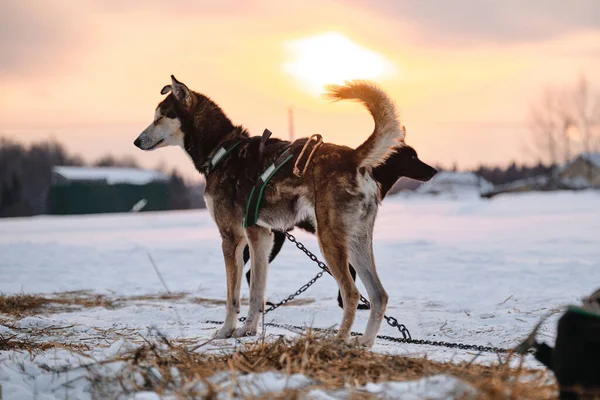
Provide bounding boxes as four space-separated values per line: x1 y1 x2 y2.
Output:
284 32 395 94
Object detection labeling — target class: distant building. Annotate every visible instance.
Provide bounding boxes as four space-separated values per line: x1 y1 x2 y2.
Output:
482 152 600 198
417 171 493 197
49 166 170 215
481 175 554 199
557 152 600 189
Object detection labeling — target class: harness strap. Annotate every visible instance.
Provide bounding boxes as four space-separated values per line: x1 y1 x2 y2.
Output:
568 306 600 320
258 129 272 163
293 134 323 177
244 145 295 227
203 140 242 174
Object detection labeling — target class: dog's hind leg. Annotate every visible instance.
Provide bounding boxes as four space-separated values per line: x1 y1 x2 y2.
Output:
233 225 273 338
213 231 247 339
348 234 388 348
337 265 370 310
337 266 357 309
317 224 359 342
269 231 287 263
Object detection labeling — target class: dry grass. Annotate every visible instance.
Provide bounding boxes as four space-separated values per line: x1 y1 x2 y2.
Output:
0 332 89 352
0 293 51 317
0 292 557 398
0 292 113 317
0 320 92 353
0 292 312 318
0 292 185 352
69 331 557 399
0 291 191 317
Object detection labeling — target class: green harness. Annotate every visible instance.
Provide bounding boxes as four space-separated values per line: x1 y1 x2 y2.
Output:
568 306 600 320
202 140 243 175
203 134 297 228
244 146 295 227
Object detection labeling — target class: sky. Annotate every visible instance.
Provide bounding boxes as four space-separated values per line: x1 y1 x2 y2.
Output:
1 0 599 180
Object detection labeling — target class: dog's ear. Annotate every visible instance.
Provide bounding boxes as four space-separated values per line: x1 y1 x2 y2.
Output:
170 75 193 110
160 85 172 95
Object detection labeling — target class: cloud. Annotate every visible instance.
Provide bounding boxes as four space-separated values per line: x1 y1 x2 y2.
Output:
94 0 261 15
0 0 95 76
3 0 598 79
341 0 600 44
0 0 264 77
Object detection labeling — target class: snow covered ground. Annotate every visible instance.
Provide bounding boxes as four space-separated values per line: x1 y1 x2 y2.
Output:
1 190 599 399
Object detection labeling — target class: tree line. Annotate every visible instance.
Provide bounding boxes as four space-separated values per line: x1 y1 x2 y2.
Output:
0 138 201 218
1 135 562 218
472 162 555 186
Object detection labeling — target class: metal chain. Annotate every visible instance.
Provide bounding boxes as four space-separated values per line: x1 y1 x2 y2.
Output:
282 233 536 353
284 233 330 273
284 232 411 340
203 320 529 354
205 232 535 355
238 270 324 323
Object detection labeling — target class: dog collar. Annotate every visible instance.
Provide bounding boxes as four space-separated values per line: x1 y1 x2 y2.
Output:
203 140 242 175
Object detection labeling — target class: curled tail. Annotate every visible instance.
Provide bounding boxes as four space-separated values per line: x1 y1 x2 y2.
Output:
325 80 404 168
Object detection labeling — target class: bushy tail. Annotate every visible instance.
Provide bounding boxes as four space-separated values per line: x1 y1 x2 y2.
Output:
325 80 404 168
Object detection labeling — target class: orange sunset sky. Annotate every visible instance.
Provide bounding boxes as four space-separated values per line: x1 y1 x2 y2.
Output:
1 0 599 180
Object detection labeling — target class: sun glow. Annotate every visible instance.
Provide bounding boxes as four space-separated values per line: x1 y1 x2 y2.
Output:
284 32 395 94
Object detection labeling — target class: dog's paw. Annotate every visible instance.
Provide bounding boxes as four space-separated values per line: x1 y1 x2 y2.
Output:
213 326 234 339
232 325 257 338
354 335 375 348
334 331 351 343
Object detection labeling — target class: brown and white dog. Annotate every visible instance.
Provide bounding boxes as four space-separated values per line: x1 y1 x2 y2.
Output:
244 146 437 310
134 76 405 347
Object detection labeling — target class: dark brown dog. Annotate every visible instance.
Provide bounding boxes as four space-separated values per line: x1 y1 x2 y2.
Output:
135 76 408 347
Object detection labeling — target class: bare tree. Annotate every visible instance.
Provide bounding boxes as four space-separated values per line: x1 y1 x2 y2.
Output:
528 88 563 165
0 138 83 217
528 75 600 166
570 74 600 156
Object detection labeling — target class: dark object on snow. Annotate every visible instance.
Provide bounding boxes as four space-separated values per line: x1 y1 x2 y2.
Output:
516 289 600 399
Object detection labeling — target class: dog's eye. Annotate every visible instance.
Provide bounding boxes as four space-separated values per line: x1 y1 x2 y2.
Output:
154 116 164 125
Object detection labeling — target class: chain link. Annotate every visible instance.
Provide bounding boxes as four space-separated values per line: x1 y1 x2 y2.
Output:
284 233 411 340
235 234 328 323
237 270 325 323
206 232 534 355
203 320 532 354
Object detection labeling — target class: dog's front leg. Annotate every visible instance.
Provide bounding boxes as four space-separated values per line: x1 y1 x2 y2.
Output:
232 226 273 338
213 234 246 339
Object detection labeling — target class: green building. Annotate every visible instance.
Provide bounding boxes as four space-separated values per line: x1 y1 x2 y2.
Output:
49 166 170 215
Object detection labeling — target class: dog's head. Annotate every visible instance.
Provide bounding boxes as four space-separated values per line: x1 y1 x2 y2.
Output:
134 75 199 151
387 145 437 182
373 143 437 198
